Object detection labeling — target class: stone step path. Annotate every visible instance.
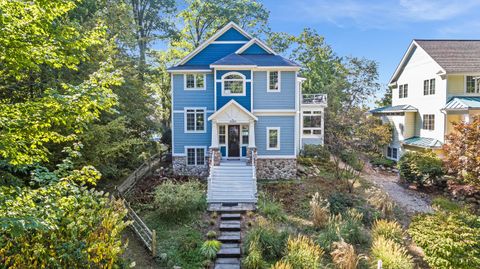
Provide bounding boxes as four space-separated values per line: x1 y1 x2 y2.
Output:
214 209 245 269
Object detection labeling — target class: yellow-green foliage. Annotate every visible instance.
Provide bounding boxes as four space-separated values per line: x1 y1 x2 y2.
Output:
0 179 129 268
331 240 362 269
153 180 206 215
282 235 324 269
310 192 330 229
372 219 404 244
409 209 480 269
270 261 293 269
370 237 413 269
243 240 267 269
367 188 395 219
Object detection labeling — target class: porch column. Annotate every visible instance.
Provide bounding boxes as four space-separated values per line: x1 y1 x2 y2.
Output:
248 119 255 148
211 120 219 148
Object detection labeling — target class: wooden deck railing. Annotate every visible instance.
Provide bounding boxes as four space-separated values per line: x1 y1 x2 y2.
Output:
117 153 163 195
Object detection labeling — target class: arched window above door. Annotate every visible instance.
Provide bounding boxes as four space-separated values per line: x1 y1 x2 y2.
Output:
222 72 246 96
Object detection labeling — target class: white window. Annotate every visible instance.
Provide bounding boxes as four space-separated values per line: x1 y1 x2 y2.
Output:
267 71 280 92
241 126 249 144
466 76 480 93
399 84 408 98
302 110 322 136
218 125 226 144
422 114 435 130
222 72 245 96
267 127 280 150
185 108 205 133
423 79 435 95
387 146 398 160
185 74 205 90
186 147 205 166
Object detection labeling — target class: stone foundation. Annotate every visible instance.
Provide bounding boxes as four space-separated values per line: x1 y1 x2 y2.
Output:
172 156 209 178
256 158 297 180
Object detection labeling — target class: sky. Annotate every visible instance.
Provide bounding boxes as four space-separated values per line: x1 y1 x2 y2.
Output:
261 0 480 101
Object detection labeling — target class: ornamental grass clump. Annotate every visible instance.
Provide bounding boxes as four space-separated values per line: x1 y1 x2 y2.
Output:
331 240 363 269
200 240 221 261
310 192 330 229
282 235 324 269
153 180 206 216
370 237 413 269
372 219 404 244
243 240 267 269
270 261 293 269
367 188 395 219
243 217 288 261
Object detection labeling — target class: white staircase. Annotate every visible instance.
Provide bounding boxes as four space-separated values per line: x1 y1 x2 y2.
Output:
207 161 257 204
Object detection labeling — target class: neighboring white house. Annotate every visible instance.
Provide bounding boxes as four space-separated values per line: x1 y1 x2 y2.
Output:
371 40 480 161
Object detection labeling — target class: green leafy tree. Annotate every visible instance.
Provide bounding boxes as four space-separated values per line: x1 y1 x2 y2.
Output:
376 87 392 107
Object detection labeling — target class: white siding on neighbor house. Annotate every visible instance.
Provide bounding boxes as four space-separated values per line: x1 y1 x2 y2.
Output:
393 45 448 144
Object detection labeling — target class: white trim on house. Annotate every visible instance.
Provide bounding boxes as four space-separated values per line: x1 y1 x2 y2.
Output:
173 110 214 113
171 73 175 154
250 69 254 111
301 109 323 138
266 127 281 150
184 73 206 91
168 69 212 73
253 109 296 116
235 38 277 55
257 155 296 159
210 65 300 71
221 72 247 96
185 146 207 166
177 22 253 66
216 79 251 83
267 71 281 92
214 69 217 111
184 107 207 133
294 71 300 154
211 41 248 44
208 99 258 121
464 74 480 94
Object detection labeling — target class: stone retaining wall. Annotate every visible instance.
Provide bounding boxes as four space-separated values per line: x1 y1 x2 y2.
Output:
256 158 297 180
172 156 209 178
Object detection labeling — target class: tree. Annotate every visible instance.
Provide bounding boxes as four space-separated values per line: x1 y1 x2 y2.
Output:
443 116 480 185
376 87 392 107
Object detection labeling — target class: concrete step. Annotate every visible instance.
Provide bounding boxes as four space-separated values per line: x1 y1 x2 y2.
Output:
218 231 241 243
214 264 240 269
221 243 240 248
208 198 256 203
208 203 256 212
221 213 241 220
219 221 241 231
216 258 241 264
217 246 241 258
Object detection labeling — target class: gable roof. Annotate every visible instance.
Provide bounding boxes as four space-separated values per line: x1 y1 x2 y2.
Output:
208 99 257 122
176 22 253 66
235 38 276 55
442 96 480 111
211 53 299 68
390 40 480 85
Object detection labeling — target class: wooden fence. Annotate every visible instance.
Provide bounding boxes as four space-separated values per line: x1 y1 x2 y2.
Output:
117 153 163 195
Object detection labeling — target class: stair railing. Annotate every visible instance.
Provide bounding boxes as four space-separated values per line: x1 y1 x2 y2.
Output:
250 148 257 200
207 149 215 201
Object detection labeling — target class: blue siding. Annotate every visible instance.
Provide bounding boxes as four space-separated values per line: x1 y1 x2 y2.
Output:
241 146 247 157
173 74 214 110
173 112 212 155
216 70 252 110
242 43 270 55
215 28 249 41
220 146 226 156
256 116 295 156
253 71 296 109
185 43 244 66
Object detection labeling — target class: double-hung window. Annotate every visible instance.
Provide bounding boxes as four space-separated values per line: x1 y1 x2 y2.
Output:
387 146 398 160
466 76 480 93
303 110 322 136
399 84 408 98
218 125 226 144
268 71 280 92
241 126 249 144
186 147 205 166
185 108 205 132
423 79 435 95
422 114 435 130
267 127 280 150
185 74 205 90
222 72 245 96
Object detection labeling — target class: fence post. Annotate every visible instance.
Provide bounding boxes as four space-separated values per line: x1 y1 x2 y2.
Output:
151 229 157 256
377 260 382 269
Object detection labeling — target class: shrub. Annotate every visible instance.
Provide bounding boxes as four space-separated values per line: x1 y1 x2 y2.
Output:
397 151 444 186
370 156 396 168
200 240 221 261
443 116 480 185
206 230 217 239
258 192 287 222
366 188 395 219
243 240 267 269
370 237 413 269
340 150 364 172
243 218 288 261
153 180 206 216
331 240 362 269
310 192 330 229
270 261 293 269
372 219 404 244
328 192 354 215
301 144 330 162
282 235 324 269
409 210 480 269
431 196 462 212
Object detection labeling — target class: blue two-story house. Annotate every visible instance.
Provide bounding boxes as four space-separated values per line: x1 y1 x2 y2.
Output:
168 22 326 202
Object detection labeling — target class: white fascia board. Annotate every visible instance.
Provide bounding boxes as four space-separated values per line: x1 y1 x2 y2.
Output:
176 22 252 66
168 69 212 73
235 38 277 55
254 66 300 71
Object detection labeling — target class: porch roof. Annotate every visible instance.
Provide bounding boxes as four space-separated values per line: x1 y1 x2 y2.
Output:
208 100 257 123
369 104 418 114
443 96 480 111
402 136 443 149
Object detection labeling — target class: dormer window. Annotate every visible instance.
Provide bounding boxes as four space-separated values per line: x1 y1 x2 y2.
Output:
185 74 205 90
222 72 246 96
268 71 280 92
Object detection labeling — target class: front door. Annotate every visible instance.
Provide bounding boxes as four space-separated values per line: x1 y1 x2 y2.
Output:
228 125 240 158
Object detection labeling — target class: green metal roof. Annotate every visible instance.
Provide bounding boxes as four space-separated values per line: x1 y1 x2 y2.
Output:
403 136 443 148
443 96 480 111
369 105 418 114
